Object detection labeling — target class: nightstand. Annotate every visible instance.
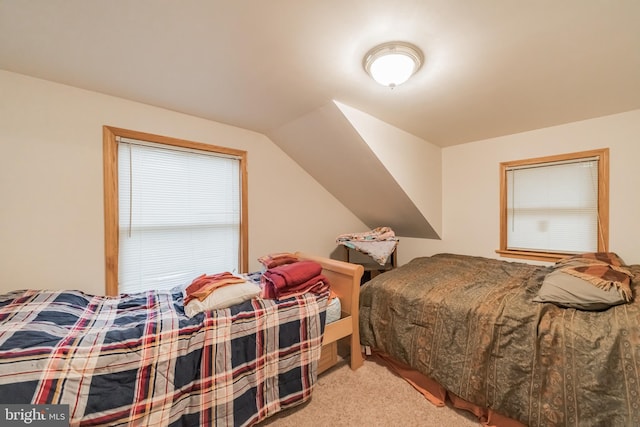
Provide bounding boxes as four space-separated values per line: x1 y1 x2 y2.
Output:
343 242 397 283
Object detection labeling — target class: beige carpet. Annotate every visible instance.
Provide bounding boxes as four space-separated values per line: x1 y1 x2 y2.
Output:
259 351 480 427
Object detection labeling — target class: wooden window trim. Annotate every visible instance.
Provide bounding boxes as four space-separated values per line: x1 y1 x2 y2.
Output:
496 148 609 262
103 126 248 295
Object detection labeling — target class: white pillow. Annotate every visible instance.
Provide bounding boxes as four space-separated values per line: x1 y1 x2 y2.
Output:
184 281 261 318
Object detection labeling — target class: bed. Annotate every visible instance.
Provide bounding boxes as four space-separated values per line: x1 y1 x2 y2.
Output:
298 253 364 375
359 252 640 427
0 253 363 426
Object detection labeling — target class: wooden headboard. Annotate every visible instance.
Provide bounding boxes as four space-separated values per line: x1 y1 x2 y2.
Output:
295 252 364 371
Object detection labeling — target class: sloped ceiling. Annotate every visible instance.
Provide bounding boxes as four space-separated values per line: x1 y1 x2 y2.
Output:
1 1 638 147
1 2 638 237
268 102 439 239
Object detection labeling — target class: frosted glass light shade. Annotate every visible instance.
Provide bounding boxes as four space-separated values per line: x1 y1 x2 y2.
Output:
364 42 423 88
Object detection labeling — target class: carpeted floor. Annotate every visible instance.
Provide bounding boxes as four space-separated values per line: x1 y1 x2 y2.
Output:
259 350 480 426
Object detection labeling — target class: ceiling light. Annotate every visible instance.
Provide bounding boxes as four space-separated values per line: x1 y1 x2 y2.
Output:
363 41 424 88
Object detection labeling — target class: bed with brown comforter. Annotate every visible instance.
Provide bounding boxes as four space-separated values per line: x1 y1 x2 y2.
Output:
359 253 640 427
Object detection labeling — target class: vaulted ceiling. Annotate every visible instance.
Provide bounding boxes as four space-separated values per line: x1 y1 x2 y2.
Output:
1 1 639 239
2 1 639 147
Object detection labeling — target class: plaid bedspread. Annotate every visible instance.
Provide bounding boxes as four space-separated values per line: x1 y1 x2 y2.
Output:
0 289 328 426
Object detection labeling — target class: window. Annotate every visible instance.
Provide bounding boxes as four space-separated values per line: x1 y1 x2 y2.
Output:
103 126 248 295
497 148 609 262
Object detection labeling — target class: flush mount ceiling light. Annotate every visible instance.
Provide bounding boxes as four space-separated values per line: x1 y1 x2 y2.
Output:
363 41 424 88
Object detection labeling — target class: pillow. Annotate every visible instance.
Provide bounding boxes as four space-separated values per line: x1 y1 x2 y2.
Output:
533 269 626 311
553 252 633 302
184 272 247 304
184 281 260 318
325 294 342 324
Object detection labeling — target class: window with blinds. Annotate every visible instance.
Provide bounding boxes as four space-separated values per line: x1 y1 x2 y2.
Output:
498 149 609 262
102 127 248 295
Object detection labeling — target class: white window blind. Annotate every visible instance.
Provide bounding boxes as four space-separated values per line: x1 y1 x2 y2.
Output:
506 157 599 254
117 138 241 294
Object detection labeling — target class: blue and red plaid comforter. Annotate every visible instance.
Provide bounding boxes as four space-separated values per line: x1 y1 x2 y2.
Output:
0 289 327 426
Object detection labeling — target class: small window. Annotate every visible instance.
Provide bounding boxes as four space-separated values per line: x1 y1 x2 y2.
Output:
497 148 609 262
103 126 248 295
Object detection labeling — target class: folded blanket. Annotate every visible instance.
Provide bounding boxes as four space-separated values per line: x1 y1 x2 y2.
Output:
260 260 328 300
184 272 246 304
263 261 323 289
261 276 329 300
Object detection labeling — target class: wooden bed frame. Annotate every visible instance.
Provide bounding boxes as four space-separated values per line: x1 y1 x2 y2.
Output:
295 252 364 373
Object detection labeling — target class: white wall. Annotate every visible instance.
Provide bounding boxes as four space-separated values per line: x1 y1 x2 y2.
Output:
335 101 442 238
0 70 366 295
3 70 639 296
401 109 640 266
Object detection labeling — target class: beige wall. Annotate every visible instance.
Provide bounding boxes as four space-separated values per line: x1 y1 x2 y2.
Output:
2 69 639 296
335 101 442 238
0 70 366 295
401 109 640 266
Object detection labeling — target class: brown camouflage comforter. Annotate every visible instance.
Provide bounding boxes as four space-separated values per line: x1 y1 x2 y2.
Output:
359 253 640 427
